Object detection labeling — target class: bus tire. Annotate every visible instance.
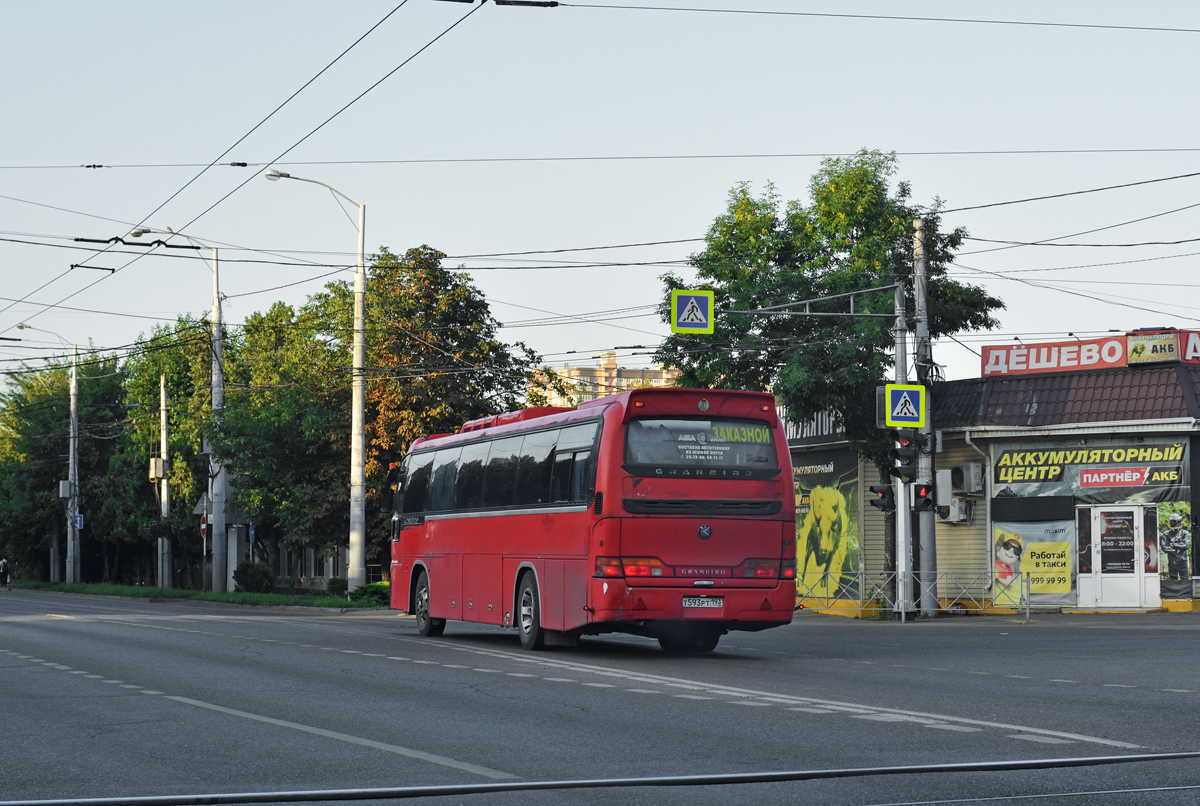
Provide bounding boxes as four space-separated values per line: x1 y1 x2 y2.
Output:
415 571 445 637
517 574 546 651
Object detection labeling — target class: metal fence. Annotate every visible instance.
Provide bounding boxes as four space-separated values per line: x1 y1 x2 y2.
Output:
796 569 1034 617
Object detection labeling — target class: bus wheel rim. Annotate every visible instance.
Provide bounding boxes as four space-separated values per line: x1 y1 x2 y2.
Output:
519 588 534 633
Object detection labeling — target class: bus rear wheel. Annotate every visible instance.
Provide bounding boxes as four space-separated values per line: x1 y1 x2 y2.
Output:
658 626 721 654
517 575 546 651
414 571 445 637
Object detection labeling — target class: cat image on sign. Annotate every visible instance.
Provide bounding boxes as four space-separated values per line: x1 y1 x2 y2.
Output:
799 486 850 599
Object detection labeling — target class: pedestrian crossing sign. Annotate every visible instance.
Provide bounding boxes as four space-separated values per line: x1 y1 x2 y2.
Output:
884 383 926 428
671 290 715 334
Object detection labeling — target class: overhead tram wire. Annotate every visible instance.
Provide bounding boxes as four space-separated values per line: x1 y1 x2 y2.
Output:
0 1 416 333
11 147 1200 171
554 3 1200 35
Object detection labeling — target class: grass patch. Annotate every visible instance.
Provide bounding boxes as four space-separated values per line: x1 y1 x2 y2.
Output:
11 578 377 609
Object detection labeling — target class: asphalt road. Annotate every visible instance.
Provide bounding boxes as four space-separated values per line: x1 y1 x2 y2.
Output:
3 589 1200 806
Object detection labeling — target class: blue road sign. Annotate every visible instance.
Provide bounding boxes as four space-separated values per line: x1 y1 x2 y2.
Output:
249 523 256 544
671 290 715 334
884 383 926 428
75 513 84 530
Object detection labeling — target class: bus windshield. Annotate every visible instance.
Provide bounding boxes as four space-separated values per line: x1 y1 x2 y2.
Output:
624 418 778 471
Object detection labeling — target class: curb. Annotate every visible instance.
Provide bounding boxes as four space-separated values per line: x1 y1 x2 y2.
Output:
9 586 388 616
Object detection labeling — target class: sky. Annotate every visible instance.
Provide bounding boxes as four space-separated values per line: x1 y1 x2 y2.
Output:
3 0 1200 386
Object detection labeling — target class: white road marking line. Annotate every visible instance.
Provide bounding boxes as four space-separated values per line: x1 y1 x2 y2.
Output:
165 695 517 780
788 707 832 713
1010 734 1075 744
341 650 361 654
386 639 1142 748
119 684 141 689
963 671 990 675
83 675 103 679
386 657 409 661
1162 688 1193 693
69 671 87 674
1007 675 1035 679
674 694 712 700
102 680 122 684
442 664 470 668
544 677 576 682
581 683 615 688
1104 684 1135 688
413 660 438 665
473 669 501 673
363 654 383 657
507 673 537 678
141 691 164 695
730 701 771 706
1051 679 1077 683
625 689 661 694
853 714 912 722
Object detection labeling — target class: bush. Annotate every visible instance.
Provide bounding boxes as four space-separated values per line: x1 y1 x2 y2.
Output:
326 577 348 597
233 561 275 594
350 581 389 607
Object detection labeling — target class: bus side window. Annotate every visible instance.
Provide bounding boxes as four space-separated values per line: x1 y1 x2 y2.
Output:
550 449 573 503
515 429 557 506
569 450 593 504
428 447 461 512
402 453 435 514
455 441 490 510
483 436 522 509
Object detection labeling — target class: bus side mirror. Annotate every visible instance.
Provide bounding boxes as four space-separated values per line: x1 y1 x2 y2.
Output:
379 464 401 513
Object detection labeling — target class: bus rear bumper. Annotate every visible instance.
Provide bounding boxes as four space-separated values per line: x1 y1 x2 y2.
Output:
587 579 795 632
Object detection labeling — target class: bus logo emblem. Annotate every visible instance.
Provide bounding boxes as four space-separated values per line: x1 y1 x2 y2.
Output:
698 525 712 539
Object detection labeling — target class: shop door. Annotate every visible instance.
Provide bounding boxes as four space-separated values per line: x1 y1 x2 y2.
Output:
1083 507 1141 607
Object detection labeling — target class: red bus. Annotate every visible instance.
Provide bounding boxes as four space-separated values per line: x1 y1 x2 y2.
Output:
381 388 796 652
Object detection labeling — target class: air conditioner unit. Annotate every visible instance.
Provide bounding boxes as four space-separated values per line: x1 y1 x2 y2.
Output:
947 462 984 494
937 497 972 524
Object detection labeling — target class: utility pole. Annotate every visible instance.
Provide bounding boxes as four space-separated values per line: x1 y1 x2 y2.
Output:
913 219 938 617
66 345 80 584
892 285 911 621
210 248 227 594
348 202 367 591
157 374 172 588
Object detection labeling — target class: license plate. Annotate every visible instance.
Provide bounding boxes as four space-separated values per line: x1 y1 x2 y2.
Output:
683 596 723 608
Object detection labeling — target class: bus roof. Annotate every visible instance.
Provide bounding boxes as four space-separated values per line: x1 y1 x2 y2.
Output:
404 388 778 454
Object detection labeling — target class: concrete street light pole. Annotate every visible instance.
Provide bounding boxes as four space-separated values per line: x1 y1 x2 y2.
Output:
264 169 367 591
131 228 226 591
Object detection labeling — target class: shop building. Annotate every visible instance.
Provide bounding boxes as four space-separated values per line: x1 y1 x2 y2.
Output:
791 328 1200 614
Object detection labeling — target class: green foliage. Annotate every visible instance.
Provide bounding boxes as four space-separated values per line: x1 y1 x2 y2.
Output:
232 560 275 593
350 580 389 606
326 576 348 596
655 151 1003 471
11 578 370 607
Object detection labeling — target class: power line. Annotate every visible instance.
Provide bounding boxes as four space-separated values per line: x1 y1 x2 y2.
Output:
960 199 1200 254
14 147 1200 171
1 1 418 332
557 3 1200 36
939 169 1200 214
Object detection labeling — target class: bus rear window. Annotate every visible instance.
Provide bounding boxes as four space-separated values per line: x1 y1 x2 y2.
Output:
624 418 778 473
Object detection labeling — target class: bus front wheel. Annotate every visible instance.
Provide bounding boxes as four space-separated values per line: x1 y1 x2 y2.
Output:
517 575 546 651
415 571 445 637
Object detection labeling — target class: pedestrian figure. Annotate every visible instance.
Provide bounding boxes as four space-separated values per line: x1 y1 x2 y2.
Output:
0 557 10 590
1163 513 1192 581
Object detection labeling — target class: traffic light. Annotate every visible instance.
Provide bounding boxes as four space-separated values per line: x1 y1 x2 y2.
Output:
888 429 917 482
868 484 895 513
913 482 935 513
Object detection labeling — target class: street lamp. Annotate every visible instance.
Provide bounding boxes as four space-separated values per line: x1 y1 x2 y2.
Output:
18 324 78 584
264 169 368 591
131 227 229 593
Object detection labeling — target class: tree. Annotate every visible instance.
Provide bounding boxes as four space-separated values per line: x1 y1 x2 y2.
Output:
217 246 552 575
655 150 1003 470
0 350 127 581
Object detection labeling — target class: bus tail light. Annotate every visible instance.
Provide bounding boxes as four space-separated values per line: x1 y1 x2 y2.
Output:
738 559 782 579
595 557 623 578
622 557 669 577
781 565 796 579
